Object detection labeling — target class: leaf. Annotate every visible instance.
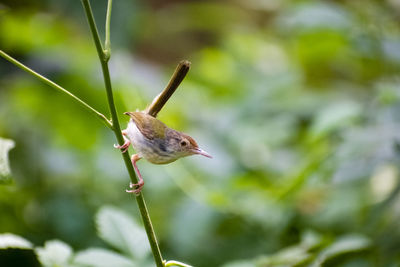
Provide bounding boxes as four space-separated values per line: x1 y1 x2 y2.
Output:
279 3 352 32
0 233 33 249
256 246 312 266
221 261 256 267
73 248 136 267
96 206 150 260
311 234 371 266
36 240 73 267
257 231 323 266
0 233 40 267
300 230 324 251
0 138 15 184
310 101 361 140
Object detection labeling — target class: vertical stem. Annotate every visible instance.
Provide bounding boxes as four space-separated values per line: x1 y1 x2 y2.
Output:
104 0 112 59
81 1 164 266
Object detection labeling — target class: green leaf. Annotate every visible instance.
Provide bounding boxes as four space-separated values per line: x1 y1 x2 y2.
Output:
96 206 150 260
73 248 136 267
36 240 73 267
311 234 371 266
0 233 40 267
0 233 32 249
310 101 361 140
223 231 323 267
256 246 312 266
278 2 352 32
221 261 256 267
300 230 324 251
0 138 15 184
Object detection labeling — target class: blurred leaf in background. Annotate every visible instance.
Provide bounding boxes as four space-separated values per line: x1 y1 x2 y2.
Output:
0 207 152 267
1 0 400 266
0 137 15 183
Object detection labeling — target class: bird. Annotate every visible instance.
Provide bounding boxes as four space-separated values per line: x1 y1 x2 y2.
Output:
114 111 212 194
114 60 211 194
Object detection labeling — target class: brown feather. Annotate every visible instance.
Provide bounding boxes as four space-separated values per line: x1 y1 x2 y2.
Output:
181 133 198 148
124 112 166 140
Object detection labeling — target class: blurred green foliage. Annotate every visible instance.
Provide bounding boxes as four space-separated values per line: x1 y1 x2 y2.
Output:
1 0 400 266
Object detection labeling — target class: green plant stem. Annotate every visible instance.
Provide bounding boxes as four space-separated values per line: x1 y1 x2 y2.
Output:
0 50 112 129
104 0 112 59
164 260 194 267
80 1 164 267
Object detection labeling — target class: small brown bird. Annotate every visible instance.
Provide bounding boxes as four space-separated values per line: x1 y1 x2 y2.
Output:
114 111 211 194
114 60 211 194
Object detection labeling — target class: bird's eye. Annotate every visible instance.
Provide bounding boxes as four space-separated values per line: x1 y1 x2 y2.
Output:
180 140 188 147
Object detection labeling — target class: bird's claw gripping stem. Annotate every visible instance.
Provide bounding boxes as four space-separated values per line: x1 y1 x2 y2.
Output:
126 180 144 195
114 130 130 153
114 141 130 153
126 154 144 195
113 131 144 194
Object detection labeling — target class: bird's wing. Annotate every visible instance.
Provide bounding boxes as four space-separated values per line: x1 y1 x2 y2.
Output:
124 111 166 140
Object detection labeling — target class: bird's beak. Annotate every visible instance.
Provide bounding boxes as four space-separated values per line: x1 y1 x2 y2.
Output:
192 148 212 158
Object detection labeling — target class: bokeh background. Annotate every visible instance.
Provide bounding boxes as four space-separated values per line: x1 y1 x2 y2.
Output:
1 0 400 266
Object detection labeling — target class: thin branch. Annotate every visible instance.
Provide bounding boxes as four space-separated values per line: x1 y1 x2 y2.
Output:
104 0 112 60
80 1 164 266
165 260 194 267
81 0 105 61
0 50 112 129
146 60 191 117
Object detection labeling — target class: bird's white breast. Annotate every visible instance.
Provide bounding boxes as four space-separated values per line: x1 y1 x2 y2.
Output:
126 119 148 156
125 119 176 164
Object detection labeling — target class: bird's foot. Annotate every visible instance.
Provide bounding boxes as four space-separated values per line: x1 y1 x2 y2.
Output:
114 140 130 153
114 130 130 153
126 180 144 195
